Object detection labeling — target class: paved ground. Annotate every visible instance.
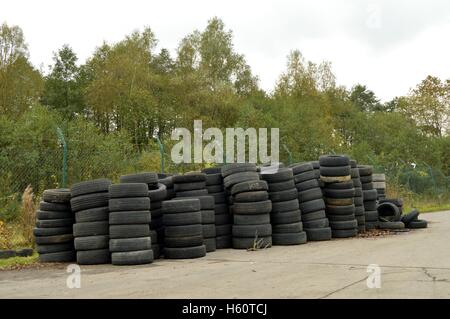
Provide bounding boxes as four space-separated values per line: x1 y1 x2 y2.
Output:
1 211 449 298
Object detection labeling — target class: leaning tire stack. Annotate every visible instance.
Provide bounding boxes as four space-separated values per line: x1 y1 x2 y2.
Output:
350 160 365 233
261 168 306 245
291 162 331 241
358 165 378 230
108 183 153 265
35 189 76 262
162 198 206 259
120 172 163 259
202 167 230 250
221 163 260 248
71 179 111 265
320 155 358 238
231 180 272 249
372 174 386 200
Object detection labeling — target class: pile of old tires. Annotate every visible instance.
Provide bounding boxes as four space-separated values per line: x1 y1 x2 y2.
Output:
350 160 366 233
320 155 358 238
373 174 386 200
231 180 272 249
108 183 153 265
71 179 111 264
400 209 428 229
291 162 331 241
358 165 379 230
261 167 306 245
162 198 206 259
222 163 260 248
202 167 230 249
120 172 164 259
34 189 75 262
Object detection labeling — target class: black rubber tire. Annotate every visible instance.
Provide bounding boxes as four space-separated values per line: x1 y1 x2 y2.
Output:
269 188 298 202
111 250 153 265
301 210 327 222
162 211 201 226
109 211 151 225
355 205 365 216
269 179 296 192
354 196 363 206
221 163 257 177
108 183 148 198
234 191 269 203
76 249 110 265
148 183 167 202
362 183 374 190
120 172 158 185
36 243 74 254
202 224 216 238
364 200 378 211
202 167 223 174
407 219 428 229
401 209 420 225
331 228 358 238
272 232 307 245
232 236 272 249
352 179 362 188
324 197 354 206
164 235 203 248
320 165 351 177
204 238 216 252
377 202 401 221
271 199 299 213
230 180 267 195
272 222 303 233
36 218 74 228
295 179 320 191
363 189 378 201
379 221 405 230
305 227 332 241
109 224 150 239
365 221 379 230
365 210 379 222
173 195 214 210
42 188 71 203
299 199 325 214
109 197 150 212
302 218 329 229
174 181 206 192
298 188 322 203
323 188 355 199
233 200 272 215
327 213 355 222
70 192 109 212
74 235 109 250
176 189 209 197
164 224 202 237
224 172 261 189
205 173 222 186
0 250 16 259
71 179 112 197
216 235 232 248
260 168 293 183
39 201 70 212
319 155 350 167
215 213 232 225
162 198 201 213
233 213 270 225
173 173 207 184
33 227 72 237
206 185 223 193
75 207 109 223
35 234 73 245
357 165 373 176
271 210 301 224
210 192 226 204
232 224 272 237
216 224 232 236
293 171 316 184
360 175 373 183
289 162 313 175
73 221 108 237
325 181 354 190
201 210 215 224
329 220 358 230
164 245 206 259
109 237 151 252
39 250 76 263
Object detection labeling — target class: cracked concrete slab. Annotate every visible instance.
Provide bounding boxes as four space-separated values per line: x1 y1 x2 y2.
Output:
0 210 449 298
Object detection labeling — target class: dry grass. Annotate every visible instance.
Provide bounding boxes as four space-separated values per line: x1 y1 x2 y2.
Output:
18 185 36 247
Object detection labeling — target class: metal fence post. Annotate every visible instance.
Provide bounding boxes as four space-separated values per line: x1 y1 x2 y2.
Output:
282 144 293 166
155 136 164 174
56 127 68 188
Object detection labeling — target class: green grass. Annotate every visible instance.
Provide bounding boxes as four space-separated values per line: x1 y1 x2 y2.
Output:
0 253 39 270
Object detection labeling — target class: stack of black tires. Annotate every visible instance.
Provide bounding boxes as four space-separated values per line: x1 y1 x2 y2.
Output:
221 163 260 247
71 179 111 265
108 183 153 265
291 163 331 241
231 180 272 249
35 189 75 262
174 173 208 198
261 168 306 245
358 165 379 230
120 172 164 259
350 160 366 233
202 167 230 249
162 198 206 259
320 155 358 238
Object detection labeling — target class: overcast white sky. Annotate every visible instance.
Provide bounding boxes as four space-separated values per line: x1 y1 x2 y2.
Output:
2 0 450 101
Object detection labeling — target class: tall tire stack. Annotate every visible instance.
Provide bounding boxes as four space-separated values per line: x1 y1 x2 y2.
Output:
221 163 260 248
372 174 386 200
291 162 331 241
34 189 75 263
231 180 272 249
319 155 358 238
202 167 230 249
162 198 206 259
350 160 365 233
71 179 111 265
108 183 153 265
261 168 306 245
358 165 378 230
173 172 208 198
119 172 162 259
